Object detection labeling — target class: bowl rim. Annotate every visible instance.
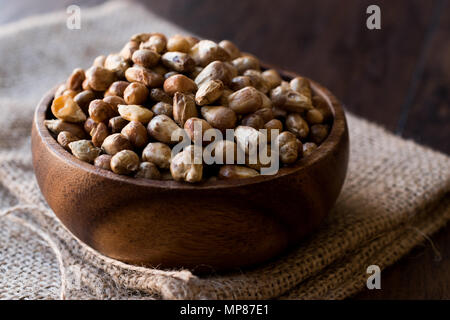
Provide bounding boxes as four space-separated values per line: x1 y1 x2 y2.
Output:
34 66 347 190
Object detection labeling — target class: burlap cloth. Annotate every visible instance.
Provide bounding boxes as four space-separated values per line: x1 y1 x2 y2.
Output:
0 1 449 300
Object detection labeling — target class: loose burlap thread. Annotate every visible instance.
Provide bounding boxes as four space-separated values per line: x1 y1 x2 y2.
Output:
0 1 449 300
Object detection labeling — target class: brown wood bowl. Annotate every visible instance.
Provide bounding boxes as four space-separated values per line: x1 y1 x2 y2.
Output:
32 67 349 272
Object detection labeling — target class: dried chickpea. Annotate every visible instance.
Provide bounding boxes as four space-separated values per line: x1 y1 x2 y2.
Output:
119 40 139 61
303 142 318 157
218 40 241 60
61 89 79 98
276 131 298 164
140 33 167 53
270 85 312 113
84 118 97 135
184 117 213 143
189 40 230 67
228 86 262 114
243 69 268 93
149 88 172 104
230 76 253 91
142 142 172 169
124 82 149 105
118 104 153 123
195 79 224 106
264 118 283 142
91 122 109 147
185 36 199 47
264 118 283 131
173 92 198 126
105 81 130 97
163 74 197 95
66 68 85 91
108 116 129 133
131 49 160 68
125 67 164 88
110 150 140 175
194 61 234 86
68 140 101 163
152 65 169 76
44 119 85 138
85 66 116 91
224 62 238 79
167 35 191 53
121 121 149 148
151 102 173 117
306 108 324 124
241 113 264 129
286 113 309 139
261 69 282 89
57 131 79 150
103 96 126 113
93 55 106 67
254 107 274 123
51 95 86 123
104 54 129 78
135 162 161 180
94 154 112 170
147 115 183 145
74 90 95 113
218 165 259 180
82 78 93 91
312 95 332 121
290 76 312 101
88 99 116 123
170 145 203 182
161 51 195 72
310 124 330 144
130 32 151 43
101 133 132 155
232 56 260 74
200 106 237 131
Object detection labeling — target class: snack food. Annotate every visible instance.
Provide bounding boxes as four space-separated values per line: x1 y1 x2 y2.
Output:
46 33 332 182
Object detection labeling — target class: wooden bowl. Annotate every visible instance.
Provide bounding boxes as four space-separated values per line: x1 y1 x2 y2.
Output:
32 68 349 272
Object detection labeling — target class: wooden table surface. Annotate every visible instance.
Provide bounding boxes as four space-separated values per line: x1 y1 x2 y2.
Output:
0 0 448 299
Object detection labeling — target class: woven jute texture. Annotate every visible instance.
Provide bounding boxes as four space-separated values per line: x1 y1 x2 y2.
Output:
0 1 449 300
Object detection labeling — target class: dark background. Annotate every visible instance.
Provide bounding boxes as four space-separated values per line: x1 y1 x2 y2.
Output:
0 0 448 299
